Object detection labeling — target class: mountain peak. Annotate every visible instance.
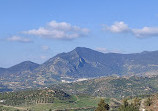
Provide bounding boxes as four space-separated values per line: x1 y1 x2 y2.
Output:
72 47 102 56
9 61 39 68
19 61 37 65
75 47 88 50
74 47 92 52
8 61 39 72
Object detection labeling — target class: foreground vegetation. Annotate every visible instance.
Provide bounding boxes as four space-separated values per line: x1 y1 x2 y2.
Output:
0 88 74 106
0 89 157 111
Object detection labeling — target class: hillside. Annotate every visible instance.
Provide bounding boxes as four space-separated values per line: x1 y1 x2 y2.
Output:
0 88 74 106
1 47 158 89
0 88 103 111
1 75 158 110
52 75 158 99
1 84 158 111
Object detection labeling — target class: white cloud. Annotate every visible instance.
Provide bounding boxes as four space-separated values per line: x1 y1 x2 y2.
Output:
23 21 90 40
41 45 50 50
132 27 158 37
96 47 121 53
104 21 158 38
95 48 108 53
7 36 32 43
104 21 130 33
48 21 71 31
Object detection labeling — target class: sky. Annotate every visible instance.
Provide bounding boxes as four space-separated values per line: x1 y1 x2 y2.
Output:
1 0 158 67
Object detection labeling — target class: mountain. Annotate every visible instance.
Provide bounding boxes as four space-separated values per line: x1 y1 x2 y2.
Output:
0 61 40 90
1 47 158 90
0 61 39 79
33 47 158 79
0 61 39 76
7 61 39 73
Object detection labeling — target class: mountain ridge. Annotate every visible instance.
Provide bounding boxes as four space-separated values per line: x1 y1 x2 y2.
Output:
1 47 158 89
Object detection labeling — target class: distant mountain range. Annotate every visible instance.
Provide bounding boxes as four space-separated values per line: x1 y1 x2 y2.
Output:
1 47 158 89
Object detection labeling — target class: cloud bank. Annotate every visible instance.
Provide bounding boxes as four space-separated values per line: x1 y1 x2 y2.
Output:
104 21 158 38
23 21 90 40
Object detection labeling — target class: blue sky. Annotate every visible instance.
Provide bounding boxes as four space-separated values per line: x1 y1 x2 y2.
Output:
1 0 158 67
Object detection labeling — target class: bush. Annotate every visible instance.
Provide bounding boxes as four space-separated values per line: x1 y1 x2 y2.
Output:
95 99 110 111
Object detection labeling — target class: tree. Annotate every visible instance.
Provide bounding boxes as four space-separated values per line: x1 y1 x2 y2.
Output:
145 97 152 106
95 99 110 111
